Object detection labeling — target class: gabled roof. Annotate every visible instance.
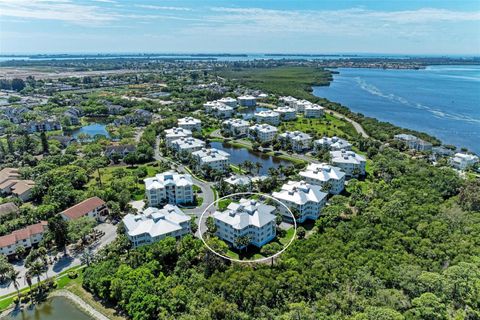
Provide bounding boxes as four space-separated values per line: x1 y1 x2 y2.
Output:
60 196 106 220
0 221 48 248
0 202 19 217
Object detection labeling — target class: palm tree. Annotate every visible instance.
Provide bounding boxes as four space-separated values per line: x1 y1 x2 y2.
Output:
28 261 43 293
255 162 263 175
235 235 251 253
8 270 21 301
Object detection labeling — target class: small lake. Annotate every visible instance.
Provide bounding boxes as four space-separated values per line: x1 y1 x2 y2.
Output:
239 106 270 120
71 123 110 139
4 297 93 320
211 141 292 175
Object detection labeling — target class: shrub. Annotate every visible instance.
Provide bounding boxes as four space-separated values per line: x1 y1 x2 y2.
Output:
68 270 78 279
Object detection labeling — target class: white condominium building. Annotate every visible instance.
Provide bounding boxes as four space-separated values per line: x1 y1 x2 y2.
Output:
237 95 257 107
279 96 298 107
123 205 191 248
314 136 352 151
249 123 278 143
330 150 366 177
255 110 280 126
213 198 276 249
169 137 206 155
164 127 192 147
213 104 234 119
294 100 311 113
218 97 238 108
203 101 222 113
222 119 250 137
304 104 325 118
299 163 346 195
274 106 297 121
272 180 328 223
393 134 433 152
278 131 312 152
224 175 252 188
449 153 479 170
144 171 194 206
192 148 230 172
178 117 202 132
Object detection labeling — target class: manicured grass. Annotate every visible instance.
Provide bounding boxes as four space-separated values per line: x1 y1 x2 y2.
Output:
222 226 295 261
279 114 357 140
217 199 232 211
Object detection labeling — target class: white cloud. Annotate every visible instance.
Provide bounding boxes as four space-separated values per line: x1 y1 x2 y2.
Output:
0 0 118 24
136 5 192 11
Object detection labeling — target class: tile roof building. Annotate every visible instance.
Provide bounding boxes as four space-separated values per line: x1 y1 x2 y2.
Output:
0 168 35 202
0 221 48 256
60 196 108 221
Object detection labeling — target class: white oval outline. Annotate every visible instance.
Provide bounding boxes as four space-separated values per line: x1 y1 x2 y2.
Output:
198 192 297 263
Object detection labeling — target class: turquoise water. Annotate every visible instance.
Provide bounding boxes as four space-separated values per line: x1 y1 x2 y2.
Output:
313 65 480 154
71 123 110 139
4 297 92 320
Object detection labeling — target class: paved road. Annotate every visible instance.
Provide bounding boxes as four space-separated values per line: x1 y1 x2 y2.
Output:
0 223 117 297
154 136 215 216
327 109 369 138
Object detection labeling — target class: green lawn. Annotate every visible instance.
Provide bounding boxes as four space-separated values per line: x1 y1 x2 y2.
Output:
279 113 357 140
222 226 295 261
0 265 85 311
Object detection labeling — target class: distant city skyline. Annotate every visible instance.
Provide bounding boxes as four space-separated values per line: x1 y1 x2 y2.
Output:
1 0 479 55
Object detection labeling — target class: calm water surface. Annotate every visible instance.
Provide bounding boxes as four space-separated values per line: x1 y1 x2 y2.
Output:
71 123 110 139
210 141 291 175
313 65 480 154
4 297 92 320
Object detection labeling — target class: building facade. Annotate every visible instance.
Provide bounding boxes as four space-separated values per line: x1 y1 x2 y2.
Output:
314 136 352 151
178 117 202 132
278 131 312 152
274 106 296 121
330 150 367 177
123 205 191 248
248 124 278 143
60 196 108 221
192 148 231 172
222 119 250 137
272 180 328 223
299 163 346 195
255 110 280 126
213 198 276 249
144 171 194 206
0 221 48 256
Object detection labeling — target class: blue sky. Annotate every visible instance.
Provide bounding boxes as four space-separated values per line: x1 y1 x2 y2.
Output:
0 0 479 54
